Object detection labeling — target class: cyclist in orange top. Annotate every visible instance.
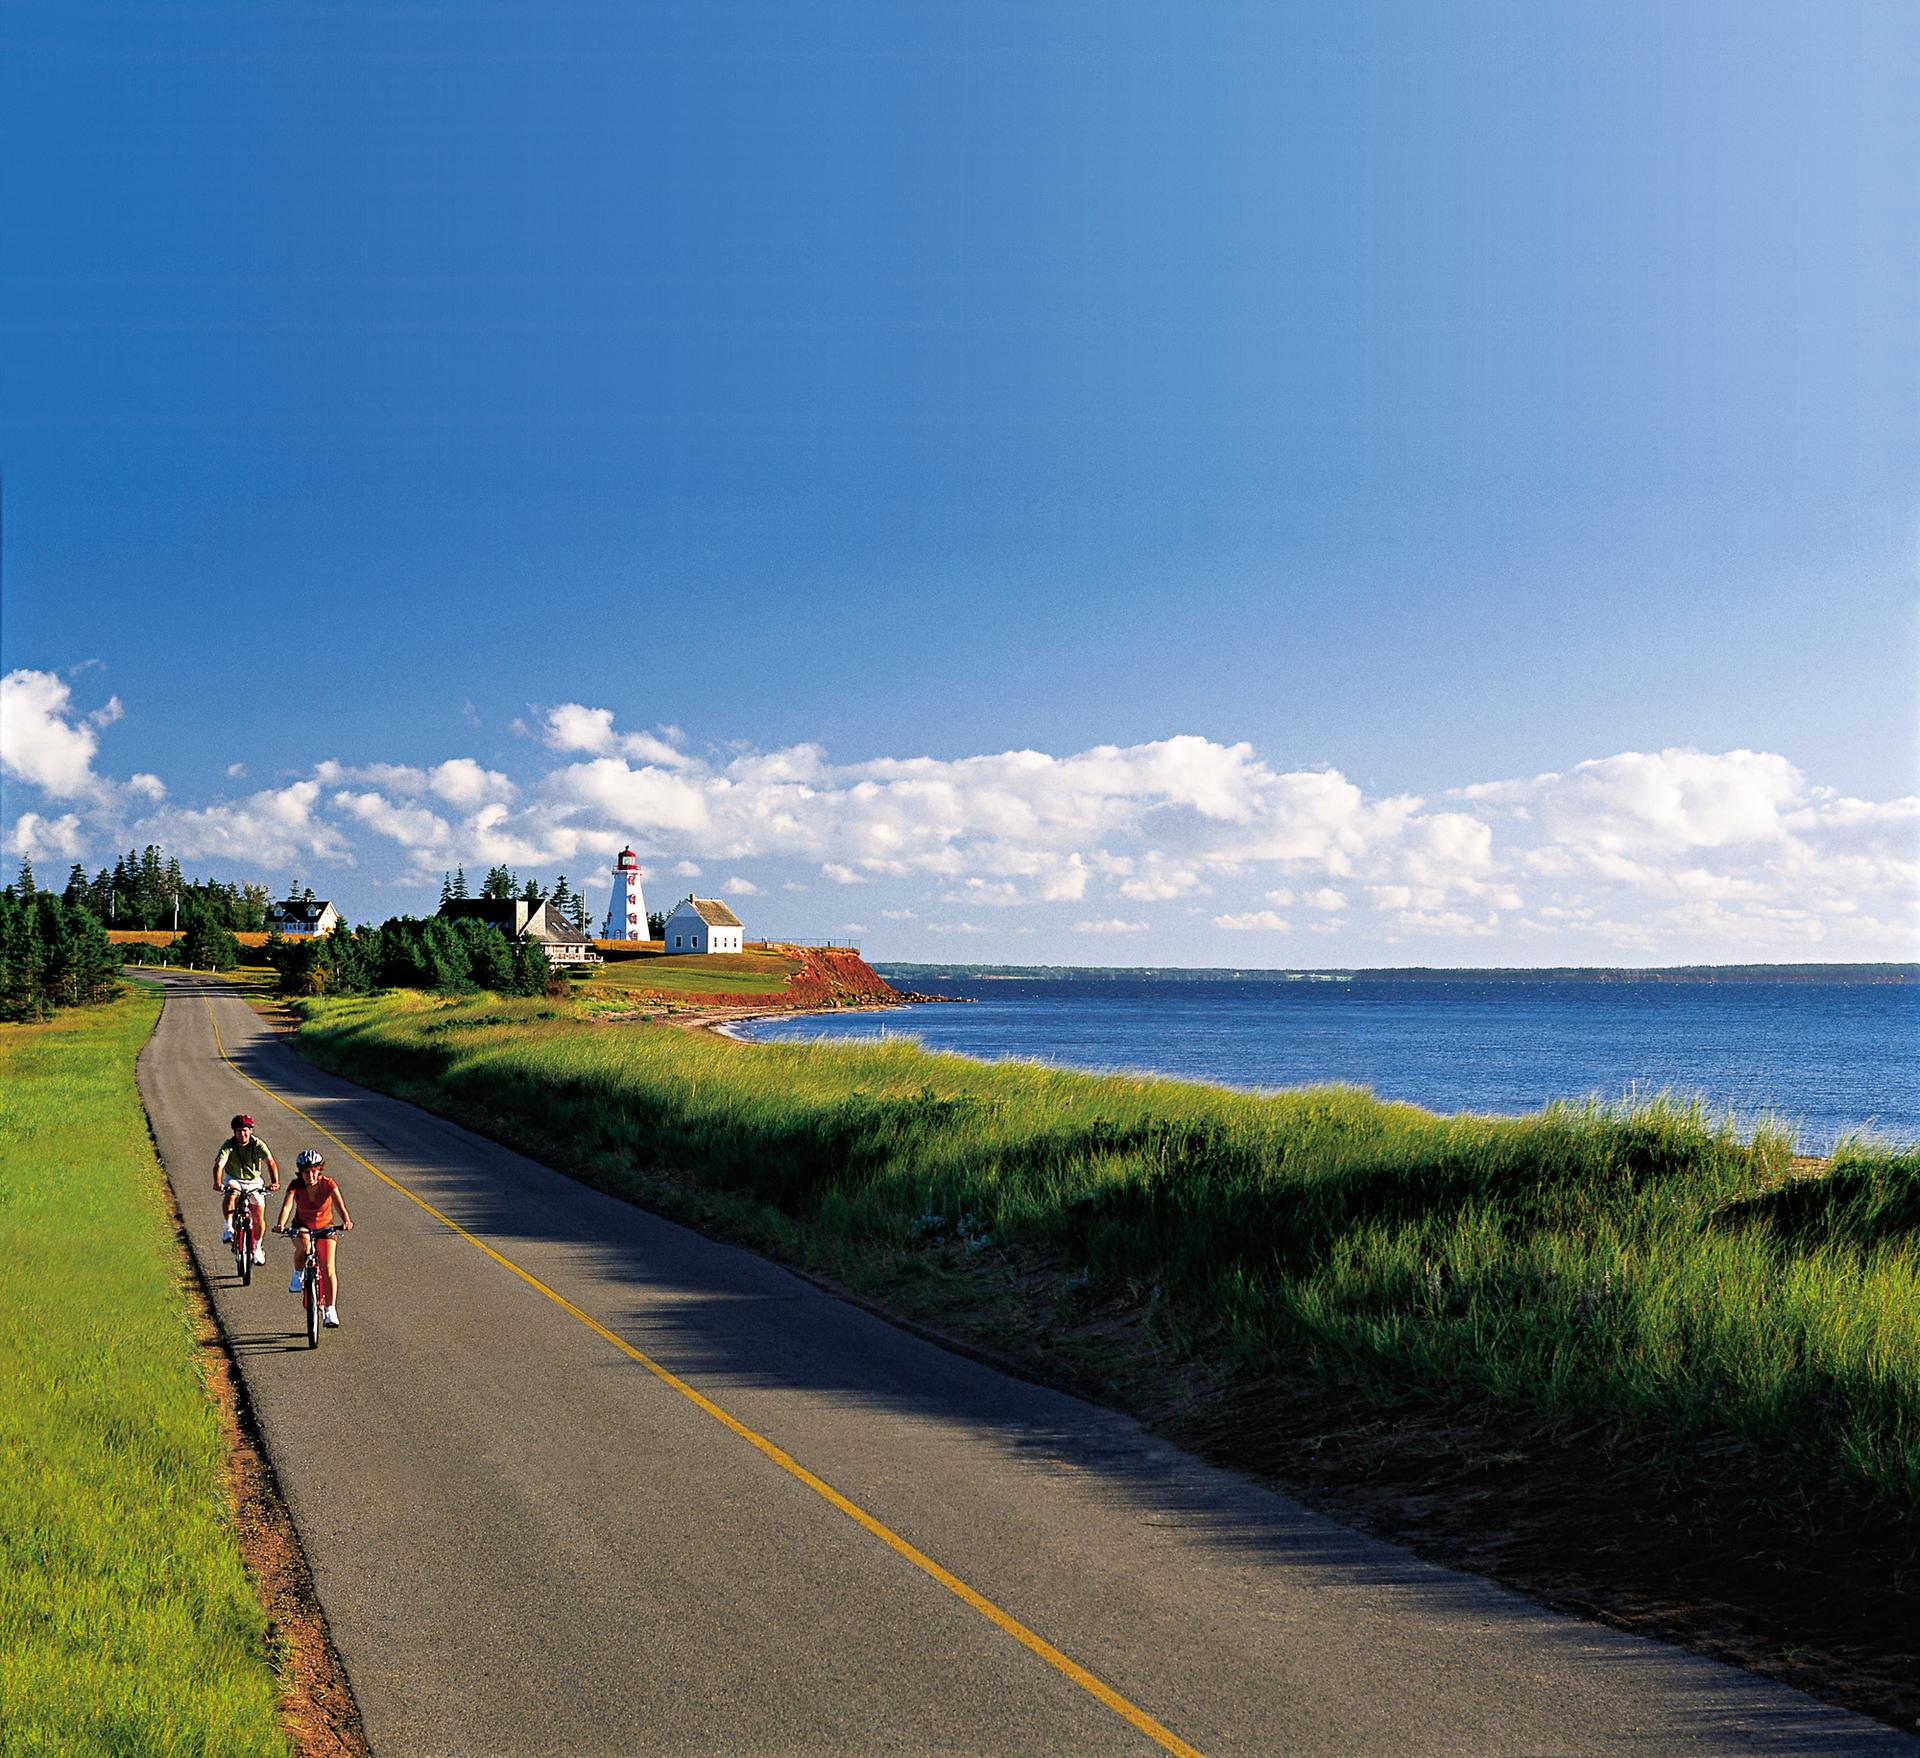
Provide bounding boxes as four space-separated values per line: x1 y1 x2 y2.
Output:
275 1149 354 1328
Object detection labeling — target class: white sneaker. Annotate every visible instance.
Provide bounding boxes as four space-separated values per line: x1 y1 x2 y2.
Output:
322 1306 340 1328
221 1224 233 1243
252 1245 266 1265
290 1271 304 1293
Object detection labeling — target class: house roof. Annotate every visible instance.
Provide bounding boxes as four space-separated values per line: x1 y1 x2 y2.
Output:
672 897 743 929
439 898 524 931
268 899 336 920
525 901 593 946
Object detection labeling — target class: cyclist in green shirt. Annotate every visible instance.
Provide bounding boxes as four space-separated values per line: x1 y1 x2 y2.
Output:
213 1114 279 1266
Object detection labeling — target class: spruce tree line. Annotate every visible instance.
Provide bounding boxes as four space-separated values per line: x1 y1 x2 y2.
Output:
0 858 120 1020
269 915 551 998
53 845 271 933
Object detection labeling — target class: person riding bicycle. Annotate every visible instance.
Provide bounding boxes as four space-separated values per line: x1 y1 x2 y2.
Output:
275 1149 354 1328
213 1114 279 1265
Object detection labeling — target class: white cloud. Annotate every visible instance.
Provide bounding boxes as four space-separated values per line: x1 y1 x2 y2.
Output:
332 790 452 853
18 680 1911 960
723 875 760 895
9 812 86 860
430 759 514 807
226 762 248 779
135 781 349 869
1 669 109 799
540 704 689 768
1462 748 1803 853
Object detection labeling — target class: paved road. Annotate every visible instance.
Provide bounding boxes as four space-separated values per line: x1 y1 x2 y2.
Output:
139 973 1913 1757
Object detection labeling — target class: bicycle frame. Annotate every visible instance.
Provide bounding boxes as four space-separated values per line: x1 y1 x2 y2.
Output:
229 1182 265 1285
287 1224 343 1348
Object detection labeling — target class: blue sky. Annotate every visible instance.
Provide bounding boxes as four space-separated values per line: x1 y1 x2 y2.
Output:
3 1 1915 964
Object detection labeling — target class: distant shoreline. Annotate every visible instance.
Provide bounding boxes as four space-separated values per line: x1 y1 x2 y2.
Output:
872 961 1918 986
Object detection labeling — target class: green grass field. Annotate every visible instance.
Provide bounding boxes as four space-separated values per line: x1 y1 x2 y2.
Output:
0 989 288 1758
295 990 1920 1564
569 948 801 998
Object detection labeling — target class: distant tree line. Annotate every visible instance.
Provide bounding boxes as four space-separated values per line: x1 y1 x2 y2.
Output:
1 858 121 1019
269 915 551 998
50 844 271 934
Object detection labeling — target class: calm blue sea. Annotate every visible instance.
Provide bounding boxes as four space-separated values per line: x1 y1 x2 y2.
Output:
731 977 1919 1153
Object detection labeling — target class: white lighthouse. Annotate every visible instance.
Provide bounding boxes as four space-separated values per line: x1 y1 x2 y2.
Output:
603 846 648 942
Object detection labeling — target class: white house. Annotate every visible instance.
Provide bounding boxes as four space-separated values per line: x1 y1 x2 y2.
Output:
661 896 744 955
265 898 340 937
602 846 648 942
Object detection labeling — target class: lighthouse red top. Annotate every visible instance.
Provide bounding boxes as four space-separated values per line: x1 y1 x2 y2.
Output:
616 847 638 869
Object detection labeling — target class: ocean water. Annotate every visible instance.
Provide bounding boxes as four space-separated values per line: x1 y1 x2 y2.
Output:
730 977 1920 1153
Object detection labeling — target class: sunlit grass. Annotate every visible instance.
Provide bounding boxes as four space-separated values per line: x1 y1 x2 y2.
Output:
570 949 802 998
0 989 288 1758
298 991 1920 1552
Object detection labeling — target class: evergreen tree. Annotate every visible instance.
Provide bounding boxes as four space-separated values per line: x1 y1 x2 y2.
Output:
521 876 543 905
481 865 516 900
452 865 469 899
15 854 38 897
238 882 269 931
138 845 165 926
62 863 88 907
439 871 454 908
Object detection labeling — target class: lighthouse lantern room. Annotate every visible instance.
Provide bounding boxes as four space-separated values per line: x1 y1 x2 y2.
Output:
603 846 648 942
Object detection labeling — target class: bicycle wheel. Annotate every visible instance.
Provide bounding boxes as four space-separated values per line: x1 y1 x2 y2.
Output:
305 1271 320 1348
236 1212 253 1285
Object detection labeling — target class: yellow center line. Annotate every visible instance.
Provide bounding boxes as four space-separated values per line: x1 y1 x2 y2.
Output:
197 989 1207 1758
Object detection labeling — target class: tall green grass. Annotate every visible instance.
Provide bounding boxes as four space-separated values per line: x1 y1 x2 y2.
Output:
0 989 288 1758
300 992 1920 1552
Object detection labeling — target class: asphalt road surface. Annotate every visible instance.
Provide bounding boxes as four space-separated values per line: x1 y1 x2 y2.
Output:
138 973 1914 1758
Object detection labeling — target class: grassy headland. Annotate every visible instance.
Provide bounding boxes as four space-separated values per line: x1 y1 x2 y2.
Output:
0 988 288 1757
293 991 1918 1566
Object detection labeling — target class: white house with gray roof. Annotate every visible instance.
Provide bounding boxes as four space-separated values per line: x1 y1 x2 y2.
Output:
661 896 744 954
266 897 340 937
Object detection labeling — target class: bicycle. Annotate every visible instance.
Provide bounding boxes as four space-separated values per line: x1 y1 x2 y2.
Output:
282 1223 344 1348
228 1183 266 1286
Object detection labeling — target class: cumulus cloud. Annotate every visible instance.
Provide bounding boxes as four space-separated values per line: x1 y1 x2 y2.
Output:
9 811 86 860
2 669 111 799
16 672 1909 959
136 781 349 869
1461 748 1803 852
539 704 689 768
332 790 452 853
429 759 513 806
